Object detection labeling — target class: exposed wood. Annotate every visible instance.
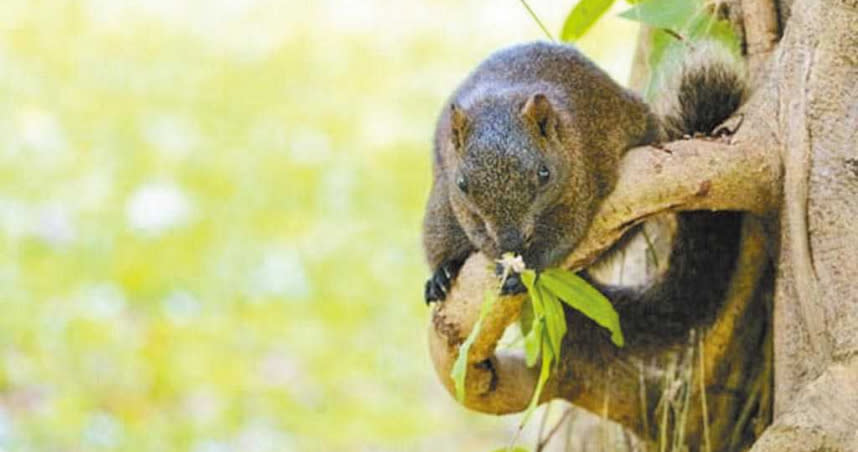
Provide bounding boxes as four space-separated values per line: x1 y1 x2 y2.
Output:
561 139 781 272
741 0 780 80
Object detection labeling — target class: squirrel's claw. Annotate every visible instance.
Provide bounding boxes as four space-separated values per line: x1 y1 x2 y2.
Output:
424 270 449 304
425 259 464 305
424 278 444 304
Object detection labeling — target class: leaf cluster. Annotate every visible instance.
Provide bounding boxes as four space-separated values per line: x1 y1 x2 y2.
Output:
519 268 624 423
449 267 624 418
558 0 741 97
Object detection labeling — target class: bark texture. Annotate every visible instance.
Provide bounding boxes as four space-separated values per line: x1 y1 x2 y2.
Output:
749 0 858 449
427 0 858 449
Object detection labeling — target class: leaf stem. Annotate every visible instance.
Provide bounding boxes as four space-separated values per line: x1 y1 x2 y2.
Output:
518 0 556 41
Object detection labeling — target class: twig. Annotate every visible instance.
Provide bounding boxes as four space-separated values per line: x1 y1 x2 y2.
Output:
741 0 779 78
672 337 695 450
602 372 611 451
518 0 555 41
638 361 650 440
698 334 712 452
507 417 526 452
535 401 552 450
657 355 677 452
641 226 661 270
536 407 574 452
659 28 686 42
563 411 574 452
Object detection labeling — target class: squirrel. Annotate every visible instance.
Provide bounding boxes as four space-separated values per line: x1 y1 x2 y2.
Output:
422 40 748 343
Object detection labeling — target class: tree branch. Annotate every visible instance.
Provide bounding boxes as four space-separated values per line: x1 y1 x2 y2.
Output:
562 138 781 272
740 0 780 80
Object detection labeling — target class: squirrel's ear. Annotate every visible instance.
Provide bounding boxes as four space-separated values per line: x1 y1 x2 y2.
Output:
521 93 555 138
449 103 469 151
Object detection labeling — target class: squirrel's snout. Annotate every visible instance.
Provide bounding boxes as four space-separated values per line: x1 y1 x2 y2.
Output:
497 227 525 254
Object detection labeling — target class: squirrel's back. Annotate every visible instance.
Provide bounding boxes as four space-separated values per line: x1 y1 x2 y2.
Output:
451 42 651 132
456 42 614 90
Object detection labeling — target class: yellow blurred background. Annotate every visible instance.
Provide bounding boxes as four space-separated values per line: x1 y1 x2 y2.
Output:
0 1 637 450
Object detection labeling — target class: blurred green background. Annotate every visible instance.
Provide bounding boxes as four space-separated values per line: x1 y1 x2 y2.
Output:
0 1 637 451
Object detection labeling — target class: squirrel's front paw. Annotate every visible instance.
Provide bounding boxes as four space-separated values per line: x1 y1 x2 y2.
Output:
494 263 527 296
424 260 464 304
500 272 527 295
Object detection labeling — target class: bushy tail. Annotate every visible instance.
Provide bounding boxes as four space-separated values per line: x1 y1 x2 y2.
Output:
656 41 748 139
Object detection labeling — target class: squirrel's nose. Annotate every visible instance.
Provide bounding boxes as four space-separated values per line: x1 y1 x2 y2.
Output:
497 227 524 254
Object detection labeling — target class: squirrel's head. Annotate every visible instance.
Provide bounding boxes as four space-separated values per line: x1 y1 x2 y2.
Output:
443 92 594 268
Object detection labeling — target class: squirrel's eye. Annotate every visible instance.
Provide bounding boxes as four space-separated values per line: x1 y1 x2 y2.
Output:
456 174 469 193
537 165 551 186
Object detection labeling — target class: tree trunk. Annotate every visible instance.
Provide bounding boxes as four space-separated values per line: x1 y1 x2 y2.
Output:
747 0 858 449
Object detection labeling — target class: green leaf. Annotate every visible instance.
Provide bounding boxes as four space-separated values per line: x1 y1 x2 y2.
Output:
450 290 497 402
517 266 624 427
523 316 543 367
641 3 742 101
520 272 539 349
560 0 617 42
520 270 543 366
520 335 553 425
618 0 697 30
490 448 531 452
521 270 543 317
518 297 534 337
686 11 741 52
538 283 566 361
539 269 625 347
521 269 538 295
518 269 562 425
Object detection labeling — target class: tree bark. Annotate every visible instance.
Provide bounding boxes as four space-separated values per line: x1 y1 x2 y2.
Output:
748 0 858 449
